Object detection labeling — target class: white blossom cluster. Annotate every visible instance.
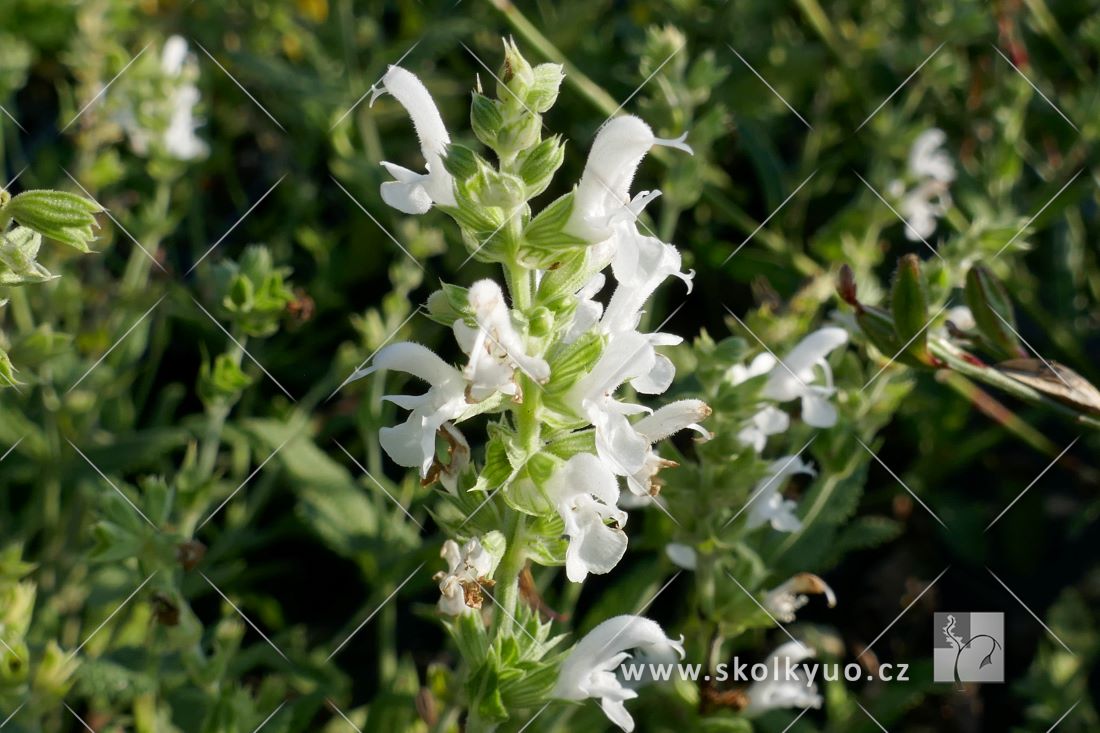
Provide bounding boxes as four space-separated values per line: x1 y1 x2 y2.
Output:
355 63 710 730
114 35 209 161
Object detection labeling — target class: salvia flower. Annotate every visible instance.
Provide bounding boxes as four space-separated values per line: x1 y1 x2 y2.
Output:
434 538 494 616
729 327 848 452
664 542 698 571
553 614 685 732
545 453 628 583
370 65 457 213
352 342 469 478
764 573 837 622
744 641 823 715
566 116 692 243
453 279 550 401
745 455 816 533
759 326 849 428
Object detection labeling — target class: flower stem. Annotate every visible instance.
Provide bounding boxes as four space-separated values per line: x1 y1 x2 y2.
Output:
930 336 1100 430
196 329 248 481
495 511 527 631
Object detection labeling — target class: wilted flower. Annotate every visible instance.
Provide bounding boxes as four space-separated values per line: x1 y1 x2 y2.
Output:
545 453 628 583
434 538 494 616
370 65 457 213
745 455 816 533
764 573 837 622
744 641 823 715
553 614 685 732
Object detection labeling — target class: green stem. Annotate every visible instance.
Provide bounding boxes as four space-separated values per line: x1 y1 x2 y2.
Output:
929 337 1100 430
196 330 248 481
494 511 527 630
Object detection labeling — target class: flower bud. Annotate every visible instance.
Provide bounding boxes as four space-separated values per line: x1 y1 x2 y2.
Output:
0 638 29 688
0 227 54 285
3 190 101 253
198 352 253 407
443 143 482 182
517 135 565 198
0 581 35 638
836 264 858 307
890 254 934 366
496 112 541 159
470 93 503 149
965 265 1024 360
32 641 79 700
498 38 534 102
527 63 564 113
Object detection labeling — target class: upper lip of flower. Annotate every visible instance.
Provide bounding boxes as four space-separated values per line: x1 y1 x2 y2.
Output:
371 65 457 213
567 115 693 240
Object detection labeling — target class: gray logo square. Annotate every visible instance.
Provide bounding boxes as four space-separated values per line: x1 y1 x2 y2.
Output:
934 612 1004 683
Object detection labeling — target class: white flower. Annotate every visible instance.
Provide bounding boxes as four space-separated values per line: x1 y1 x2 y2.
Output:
452 279 550 401
665 542 697 571
164 82 208 160
603 223 694 329
567 330 659 478
760 327 849 428
553 614 685 732
433 538 494 616
351 342 469 478
890 128 954 242
115 35 208 161
626 399 711 496
745 455 816 533
725 352 775 386
563 273 606 344
566 116 692 243
370 65 457 214
736 405 790 453
745 641 823 715
764 573 837 623
908 128 956 183
545 454 628 583
945 304 976 332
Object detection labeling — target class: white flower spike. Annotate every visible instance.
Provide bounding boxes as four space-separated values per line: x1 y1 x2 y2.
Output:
745 455 816 533
545 453 628 583
371 65 457 214
745 641 823 715
434 538 494 616
554 614 685 732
